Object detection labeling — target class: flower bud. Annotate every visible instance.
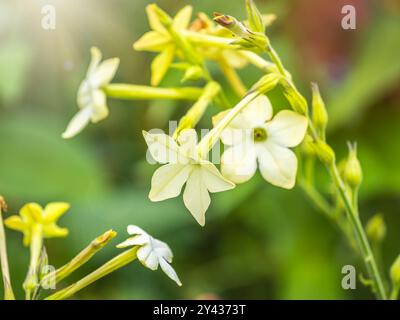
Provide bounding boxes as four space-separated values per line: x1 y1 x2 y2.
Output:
390 254 400 288
281 79 308 115
344 142 362 188
245 0 265 33
251 73 281 95
366 213 386 244
313 140 335 165
182 66 204 82
311 82 328 134
301 134 316 157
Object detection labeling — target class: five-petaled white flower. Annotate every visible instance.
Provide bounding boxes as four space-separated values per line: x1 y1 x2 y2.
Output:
62 47 119 139
117 225 182 286
214 95 308 189
143 129 235 226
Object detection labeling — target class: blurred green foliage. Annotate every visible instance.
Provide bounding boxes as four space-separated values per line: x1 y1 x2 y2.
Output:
0 0 399 299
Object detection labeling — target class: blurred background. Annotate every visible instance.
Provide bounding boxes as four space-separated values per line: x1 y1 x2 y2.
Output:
0 0 399 299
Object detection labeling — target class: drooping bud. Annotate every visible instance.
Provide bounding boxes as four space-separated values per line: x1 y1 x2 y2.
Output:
245 0 265 33
311 82 328 135
366 213 386 244
313 140 336 165
343 142 363 188
390 254 400 289
281 78 308 115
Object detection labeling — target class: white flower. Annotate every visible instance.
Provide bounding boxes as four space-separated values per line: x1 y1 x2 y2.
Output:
117 225 182 286
214 95 308 189
143 129 235 226
62 47 119 139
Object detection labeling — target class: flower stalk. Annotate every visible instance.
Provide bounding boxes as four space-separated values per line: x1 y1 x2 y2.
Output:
104 84 204 101
41 230 117 288
24 223 43 300
45 247 138 300
0 197 15 300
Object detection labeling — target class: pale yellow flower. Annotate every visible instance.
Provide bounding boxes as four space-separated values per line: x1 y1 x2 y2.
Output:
62 47 119 139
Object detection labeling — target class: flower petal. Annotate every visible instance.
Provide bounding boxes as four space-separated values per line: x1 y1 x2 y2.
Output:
177 129 198 157
221 143 257 184
87 47 102 76
153 239 173 263
90 90 109 123
172 5 192 30
4 216 26 232
43 202 70 224
20 203 43 223
201 162 235 192
212 110 249 146
149 164 192 202
133 31 171 52
159 258 182 286
62 107 92 139
265 110 308 147
137 244 159 270
257 142 298 189
146 4 168 34
43 223 69 239
90 57 120 88
242 94 273 125
151 46 175 86
143 131 184 164
127 225 147 236
183 167 210 226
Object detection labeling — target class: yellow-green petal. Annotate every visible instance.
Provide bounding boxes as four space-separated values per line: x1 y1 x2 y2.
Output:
20 203 43 223
133 31 171 52
43 224 69 239
4 216 26 232
146 4 168 34
172 5 193 31
43 202 70 224
151 46 175 86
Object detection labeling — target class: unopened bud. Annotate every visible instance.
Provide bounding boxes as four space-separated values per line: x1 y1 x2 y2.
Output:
311 82 328 134
245 0 265 33
344 142 362 188
301 135 316 157
182 66 203 82
366 213 386 244
390 254 400 288
251 73 281 95
313 140 335 165
281 79 308 115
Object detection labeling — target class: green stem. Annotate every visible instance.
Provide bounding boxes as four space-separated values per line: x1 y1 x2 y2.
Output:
104 84 203 101
24 224 43 300
218 56 247 97
0 201 15 300
41 230 116 288
329 164 387 300
45 247 138 300
264 41 387 299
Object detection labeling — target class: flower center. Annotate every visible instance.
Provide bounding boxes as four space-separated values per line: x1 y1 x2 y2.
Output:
253 127 268 142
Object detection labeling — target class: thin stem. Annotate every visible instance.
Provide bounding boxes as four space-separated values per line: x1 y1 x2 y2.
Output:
329 164 387 299
104 84 203 101
0 199 15 300
263 41 387 299
41 230 116 288
45 247 138 300
24 224 43 300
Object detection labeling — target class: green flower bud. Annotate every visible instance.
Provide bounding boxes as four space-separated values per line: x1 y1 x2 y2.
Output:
301 134 316 157
281 79 308 115
313 140 336 165
311 82 328 134
251 73 281 95
390 254 400 288
182 66 204 82
245 0 265 33
344 142 363 188
366 213 386 244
